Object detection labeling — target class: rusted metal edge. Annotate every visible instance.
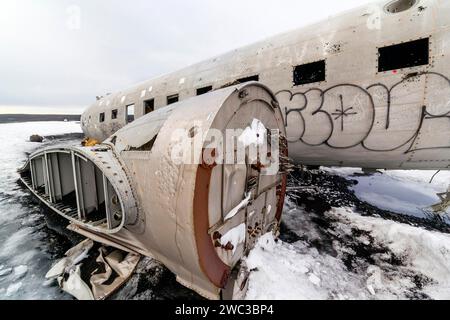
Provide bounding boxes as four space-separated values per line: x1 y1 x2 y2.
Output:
193 164 231 289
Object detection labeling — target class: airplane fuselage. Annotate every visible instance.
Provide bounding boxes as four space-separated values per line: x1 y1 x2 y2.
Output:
17 0 450 300
82 0 450 170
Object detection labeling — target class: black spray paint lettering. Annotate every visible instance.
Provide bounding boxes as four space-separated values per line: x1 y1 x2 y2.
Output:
277 72 450 154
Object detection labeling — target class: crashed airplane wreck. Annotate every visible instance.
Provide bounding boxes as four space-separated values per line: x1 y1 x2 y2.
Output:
18 84 288 299
17 0 450 299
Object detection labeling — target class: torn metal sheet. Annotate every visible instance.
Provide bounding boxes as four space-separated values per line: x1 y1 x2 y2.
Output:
90 248 140 300
46 239 94 279
61 265 95 301
47 239 140 301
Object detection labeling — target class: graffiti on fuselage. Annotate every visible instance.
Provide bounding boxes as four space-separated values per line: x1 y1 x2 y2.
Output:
276 72 450 154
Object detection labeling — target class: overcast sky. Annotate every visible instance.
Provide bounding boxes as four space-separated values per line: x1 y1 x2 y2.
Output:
0 0 369 114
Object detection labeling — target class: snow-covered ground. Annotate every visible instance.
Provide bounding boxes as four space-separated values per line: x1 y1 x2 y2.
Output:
245 168 450 300
2 121 450 300
0 122 82 300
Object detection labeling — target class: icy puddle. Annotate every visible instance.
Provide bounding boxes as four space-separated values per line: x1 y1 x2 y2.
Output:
325 167 450 219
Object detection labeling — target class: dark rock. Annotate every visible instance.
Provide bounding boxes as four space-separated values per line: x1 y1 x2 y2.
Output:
110 257 205 300
30 135 44 143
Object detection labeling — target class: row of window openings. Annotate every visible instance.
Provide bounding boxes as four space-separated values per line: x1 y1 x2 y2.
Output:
99 105 137 123
98 83 232 123
293 38 429 85
100 95 164 123
99 38 429 123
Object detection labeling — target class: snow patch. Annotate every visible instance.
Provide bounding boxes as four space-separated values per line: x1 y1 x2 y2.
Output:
244 233 359 300
309 274 321 286
0 228 34 258
238 119 266 147
329 207 450 299
220 224 246 254
6 282 22 297
0 265 13 277
13 265 28 279
246 203 450 300
224 193 251 221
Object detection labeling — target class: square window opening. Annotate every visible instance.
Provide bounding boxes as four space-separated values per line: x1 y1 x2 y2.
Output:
196 86 213 96
99 113 105 123
293 60 326 86
167 94 179 105
237 75 259 84
378 38 429 72
111 109 118 120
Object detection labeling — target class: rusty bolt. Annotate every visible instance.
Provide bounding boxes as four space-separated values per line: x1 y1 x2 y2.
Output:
224 242 234 251
251 161 266 172
213 231 222 240
201 148 218 170
214 240 222 248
